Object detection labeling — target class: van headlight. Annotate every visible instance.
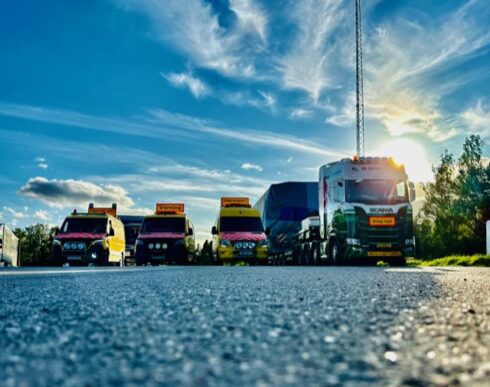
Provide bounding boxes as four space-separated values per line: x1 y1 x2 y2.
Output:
148 243 154 250
405 237 416 246
220 240 231 247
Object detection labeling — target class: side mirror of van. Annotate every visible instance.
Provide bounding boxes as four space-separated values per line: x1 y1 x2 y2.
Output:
409 182 416 202
211 226 218 235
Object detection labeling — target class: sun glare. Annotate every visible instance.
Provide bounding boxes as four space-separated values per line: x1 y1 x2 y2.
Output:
373 139 433 182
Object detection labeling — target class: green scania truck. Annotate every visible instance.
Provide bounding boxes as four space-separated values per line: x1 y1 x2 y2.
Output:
292 157 416 265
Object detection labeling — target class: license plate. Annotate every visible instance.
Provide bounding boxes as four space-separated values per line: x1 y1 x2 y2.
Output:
238 251 254 257
367 251 402 257
369 216 396 227
67 256 82 261
152 255 166 260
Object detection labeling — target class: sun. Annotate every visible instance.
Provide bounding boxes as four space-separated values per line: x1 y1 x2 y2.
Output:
372 139 433 182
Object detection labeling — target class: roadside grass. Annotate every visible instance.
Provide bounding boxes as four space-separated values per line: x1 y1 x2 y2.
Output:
407 254 490 267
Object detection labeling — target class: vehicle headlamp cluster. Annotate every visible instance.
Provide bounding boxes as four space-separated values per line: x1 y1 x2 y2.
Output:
63 242 85 250
234 241 256 250
148 242 168 250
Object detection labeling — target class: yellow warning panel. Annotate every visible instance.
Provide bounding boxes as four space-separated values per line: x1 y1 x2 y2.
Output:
368 216 396 227
88 207 117 217
221 197 250 207
156 203 185 214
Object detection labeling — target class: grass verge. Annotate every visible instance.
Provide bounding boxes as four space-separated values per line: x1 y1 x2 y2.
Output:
407 254 490 267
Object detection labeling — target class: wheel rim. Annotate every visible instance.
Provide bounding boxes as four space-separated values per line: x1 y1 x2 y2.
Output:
332 244 338 263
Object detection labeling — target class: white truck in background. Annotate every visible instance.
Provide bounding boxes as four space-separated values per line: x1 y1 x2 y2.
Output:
0 224 19 267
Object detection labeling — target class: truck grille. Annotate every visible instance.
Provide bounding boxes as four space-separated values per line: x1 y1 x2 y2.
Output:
355 207 407 250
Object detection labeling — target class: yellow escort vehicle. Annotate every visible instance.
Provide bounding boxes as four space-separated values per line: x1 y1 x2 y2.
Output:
52 203 126 266
212 197 269 265
135 203 196 265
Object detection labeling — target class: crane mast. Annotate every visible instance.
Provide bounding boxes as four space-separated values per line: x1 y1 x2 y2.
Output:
355 0 365 157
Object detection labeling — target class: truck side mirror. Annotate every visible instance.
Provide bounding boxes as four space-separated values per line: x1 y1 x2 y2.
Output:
265 227 271 236
409 182 416 202
211 226 218 235
188 228 194 236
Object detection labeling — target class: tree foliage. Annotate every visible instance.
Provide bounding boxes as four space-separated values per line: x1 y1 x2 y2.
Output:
14 224 57 266
415 135 490 258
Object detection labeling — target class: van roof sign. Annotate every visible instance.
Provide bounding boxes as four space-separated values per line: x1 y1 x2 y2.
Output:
221 197 251 208
87 206 117 217
156 203 185 214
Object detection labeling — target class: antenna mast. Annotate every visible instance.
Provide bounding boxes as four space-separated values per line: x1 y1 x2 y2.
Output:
355 0 365 157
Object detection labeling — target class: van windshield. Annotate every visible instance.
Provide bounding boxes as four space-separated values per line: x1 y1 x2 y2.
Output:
220 217 264 232
141 218 185 233
60 218 108 234
345 179 408 205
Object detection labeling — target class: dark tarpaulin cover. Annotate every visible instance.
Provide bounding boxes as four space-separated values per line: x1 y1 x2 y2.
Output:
254 182 318 253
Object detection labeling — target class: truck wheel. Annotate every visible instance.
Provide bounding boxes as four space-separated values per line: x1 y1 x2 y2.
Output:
302 245 310 266
329 238 340 265
312 243 321 265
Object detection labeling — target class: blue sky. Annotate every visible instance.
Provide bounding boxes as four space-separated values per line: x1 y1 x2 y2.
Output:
1 0 489 242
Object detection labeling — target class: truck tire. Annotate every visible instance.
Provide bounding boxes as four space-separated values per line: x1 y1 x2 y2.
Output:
312 242 321 265
329 238 341 266
302 245 311 266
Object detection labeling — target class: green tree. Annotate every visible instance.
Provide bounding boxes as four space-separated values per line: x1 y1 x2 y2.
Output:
15 224 57 266
415 135 490 258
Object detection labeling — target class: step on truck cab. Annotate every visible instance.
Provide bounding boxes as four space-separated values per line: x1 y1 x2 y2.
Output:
212 197 268 265
52 203 126 266
0 224 19 267
318 157 416 264
135 203 196 265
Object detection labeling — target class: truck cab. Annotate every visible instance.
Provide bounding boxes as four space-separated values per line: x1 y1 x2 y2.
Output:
319 157 416 264
52 203 126 266
212 197 268 265
134 203 196 265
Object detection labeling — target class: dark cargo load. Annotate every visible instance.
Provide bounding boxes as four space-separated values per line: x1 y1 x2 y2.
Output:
254 182 318 254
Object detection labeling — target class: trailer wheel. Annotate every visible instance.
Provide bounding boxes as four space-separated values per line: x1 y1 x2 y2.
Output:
329 238 340 265
312 242 321 265
302 245 310 266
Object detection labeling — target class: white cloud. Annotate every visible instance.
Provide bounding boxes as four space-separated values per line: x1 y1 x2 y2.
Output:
241 162 263 172
162 72 210 98
3 206 26 219
229 0 267 42
0 102 345 159
278 0 344 102
258 90 276 111
460 99 490 138
119 0 267 78
19 177 135 209
289 108 313 121
35 210 50 222
361 0 490 142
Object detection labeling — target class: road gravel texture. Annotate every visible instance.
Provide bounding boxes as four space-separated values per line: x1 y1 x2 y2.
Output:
0 266 488 386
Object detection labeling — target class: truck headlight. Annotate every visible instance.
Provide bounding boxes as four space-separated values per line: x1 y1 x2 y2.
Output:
148 243 154 250
220 240 231 247
91 252 97 259
346 238 361 246
405 237 416 246
155 243 161 249
162 243 168 250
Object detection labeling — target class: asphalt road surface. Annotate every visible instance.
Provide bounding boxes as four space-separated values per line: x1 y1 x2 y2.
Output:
0 266 488 386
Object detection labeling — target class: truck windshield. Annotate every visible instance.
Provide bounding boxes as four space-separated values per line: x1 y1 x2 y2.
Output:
60 218 108 234
220 217 264 232
345 180 408 204
141 218 185 233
